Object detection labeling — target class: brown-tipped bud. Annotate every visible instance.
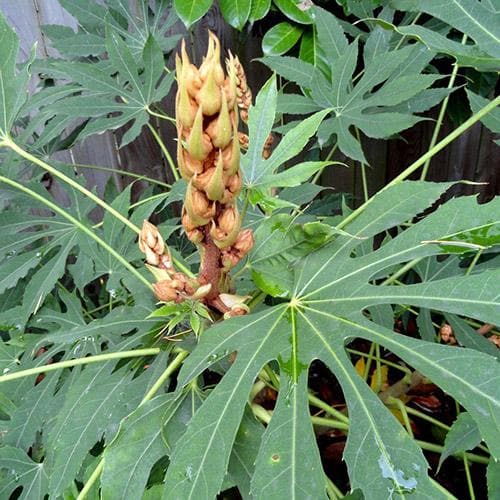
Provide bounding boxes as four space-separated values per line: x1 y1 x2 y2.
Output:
222 128 240 176
234 229 254 257
205 91 232 149
221 251 240 270
205 151 225 201
184 182 215 226
211 206 241 249
238 132 249 150
226 171 242 195
177 140 203 180
186 228 204 244
139 220 165 265
196 64 222 116
153 280 180 303
187 107 212 161
181 41 202 96
224 53 238 108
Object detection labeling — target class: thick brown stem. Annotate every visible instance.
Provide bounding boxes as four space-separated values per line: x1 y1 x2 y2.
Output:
198 226 228 312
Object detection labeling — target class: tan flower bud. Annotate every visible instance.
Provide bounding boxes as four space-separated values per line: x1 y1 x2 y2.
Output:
153 280 180 302
224 53 238 108
219 293 250 313
205 91 232 149
191 283 212 300
221 251 240 270
187 106 213 161
204 151 225 201
200 33 225 85
210 206 241 249
181 40 202 96
182 211 197 232
238 132 249 150
184 182 215 226
139 221 165 265
177 140 203 179
186 228 204 244
196 65 222 116
234 229 254 256
226 171 242 195
218 206 238 234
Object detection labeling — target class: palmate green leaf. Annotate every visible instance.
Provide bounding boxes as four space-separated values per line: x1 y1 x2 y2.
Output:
488 459 500 499
56 0 180 57
262 8 441 163
438 412 481 469
228 409 264 498
262 22 303 56
467 90 500 134
163 181 500 499
41 31 173 147
3 371 60 451
390 0 500 59
445 313 499 358
243 76 330 190
251 370 325 498
0 446 48 500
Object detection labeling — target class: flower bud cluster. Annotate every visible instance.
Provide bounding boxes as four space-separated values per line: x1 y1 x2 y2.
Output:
176 32 252 264
139 220 212 303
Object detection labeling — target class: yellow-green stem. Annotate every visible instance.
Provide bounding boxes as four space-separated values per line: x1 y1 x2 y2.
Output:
147 123 179 181
64 162 171 189
0 348 160 383
147 107 176 124
420 34 468 181
2 138 140 235
0 174 153 290
337 94 500 231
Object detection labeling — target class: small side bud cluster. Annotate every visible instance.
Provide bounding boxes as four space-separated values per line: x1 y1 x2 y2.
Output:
139 220 211 303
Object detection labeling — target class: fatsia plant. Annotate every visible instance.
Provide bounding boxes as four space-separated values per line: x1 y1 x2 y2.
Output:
1 2 500 500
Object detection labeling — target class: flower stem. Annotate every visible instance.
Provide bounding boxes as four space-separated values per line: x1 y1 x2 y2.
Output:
0 348 160 383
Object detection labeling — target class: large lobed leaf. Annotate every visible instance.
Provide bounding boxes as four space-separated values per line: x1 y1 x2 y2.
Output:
262 6 443 163
161 181 500 499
